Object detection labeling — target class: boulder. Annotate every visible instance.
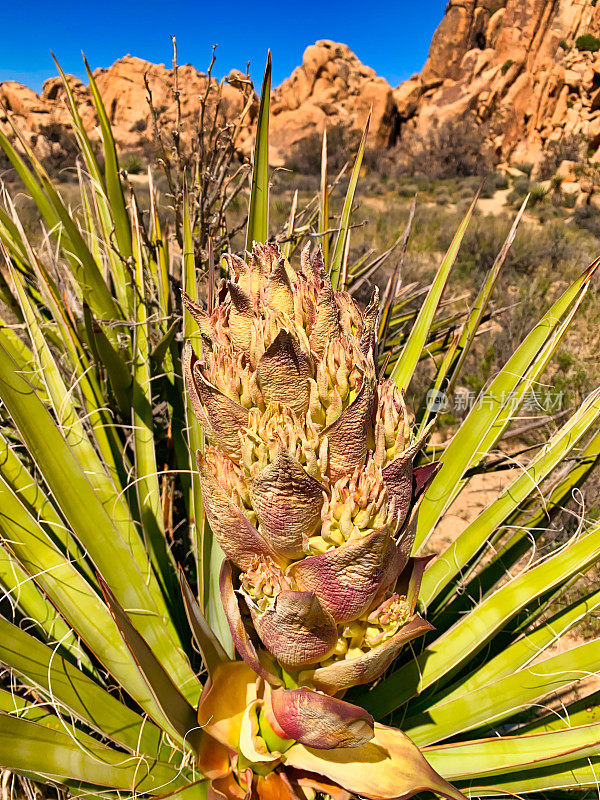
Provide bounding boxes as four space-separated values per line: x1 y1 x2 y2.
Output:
556 159 578 181
393 78 423 119
486 8 506 48
270 41 398 161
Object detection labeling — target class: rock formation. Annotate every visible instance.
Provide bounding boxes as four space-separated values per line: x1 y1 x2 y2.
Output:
0 42 397 170
0 56 257 169
270 41 398 153
396 0 600 174
5 3 600 178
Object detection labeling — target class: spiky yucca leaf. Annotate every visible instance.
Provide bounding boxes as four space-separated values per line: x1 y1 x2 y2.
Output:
0 51 598 800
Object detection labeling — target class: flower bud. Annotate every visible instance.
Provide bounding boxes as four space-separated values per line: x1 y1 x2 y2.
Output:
374 379 412 467
242 403 328 482
240 555 289 613
186 243 434 697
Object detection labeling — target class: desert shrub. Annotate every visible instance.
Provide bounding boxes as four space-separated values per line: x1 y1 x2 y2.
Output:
576 33 600 51
363 146 395 177
513 161 533 177
454 197 473 216
573 203 600 236
491 171 509 190
361 173 388 195
415 177 435 192
455 215 511 276
393 114 494 180
121 152 145 174
293 173 321 192
462 175 483 190
537 133 586 179
507 176 531 205
529 182 549 206
479 171 509 197
284 135 322 175
536 220 579 269
562 191 578 208
284 123 360 175
533 204 560 224
459 184 477 200
397 182 419 197
428 211 579 278
459 216 570 274
269 196 291 230
440 177 460 194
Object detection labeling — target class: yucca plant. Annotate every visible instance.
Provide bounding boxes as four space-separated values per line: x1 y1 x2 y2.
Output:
0 50 600 800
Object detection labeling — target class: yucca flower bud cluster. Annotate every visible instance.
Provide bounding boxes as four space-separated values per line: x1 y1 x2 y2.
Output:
185 243 436 748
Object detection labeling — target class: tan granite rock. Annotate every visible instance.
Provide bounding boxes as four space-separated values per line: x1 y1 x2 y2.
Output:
0 41 398 168
395 0 600 172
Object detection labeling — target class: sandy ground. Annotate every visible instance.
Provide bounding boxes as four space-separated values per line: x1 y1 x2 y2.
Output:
362 187 512 218
476 187 513 216
429 468 513 551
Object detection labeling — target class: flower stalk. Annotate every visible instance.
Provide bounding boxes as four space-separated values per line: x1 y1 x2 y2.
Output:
185 242 465 800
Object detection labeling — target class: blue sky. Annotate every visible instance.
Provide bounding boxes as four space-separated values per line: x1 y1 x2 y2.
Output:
0 0 446 93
